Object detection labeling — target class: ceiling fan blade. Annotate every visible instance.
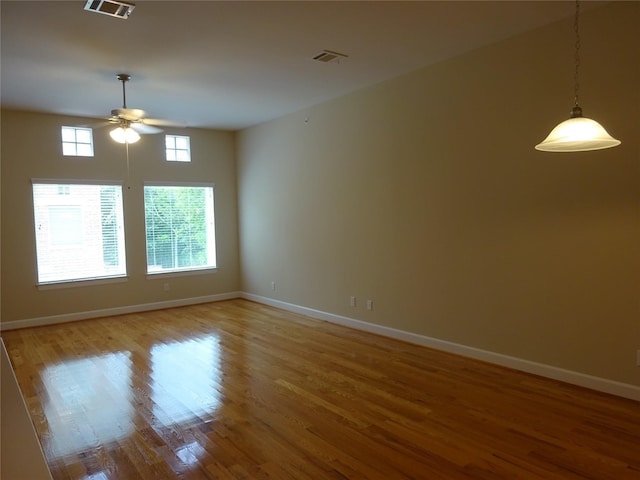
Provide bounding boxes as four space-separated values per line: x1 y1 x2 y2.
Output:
111 108 147 121
143 117 187 128
107 75 184 133
131 122 163 134
77 120 114 129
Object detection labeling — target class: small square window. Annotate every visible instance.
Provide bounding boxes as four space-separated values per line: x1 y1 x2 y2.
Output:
165 135 191 162
61 126 94 157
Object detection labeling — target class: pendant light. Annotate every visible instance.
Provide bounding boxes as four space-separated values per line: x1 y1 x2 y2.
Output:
535 0 620 152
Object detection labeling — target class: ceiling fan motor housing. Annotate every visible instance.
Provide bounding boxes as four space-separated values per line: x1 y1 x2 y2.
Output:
111 108 147 121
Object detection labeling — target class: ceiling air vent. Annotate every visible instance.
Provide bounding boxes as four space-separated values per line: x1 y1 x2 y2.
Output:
313 50 348 64
84 0 135 19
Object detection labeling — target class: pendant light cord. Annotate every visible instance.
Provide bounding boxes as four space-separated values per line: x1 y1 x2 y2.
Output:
573 0 581 108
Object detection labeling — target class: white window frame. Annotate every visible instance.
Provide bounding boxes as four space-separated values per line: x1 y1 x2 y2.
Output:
32 179 127 287
165 135 191 162
61 126 94 157
143 182 216 276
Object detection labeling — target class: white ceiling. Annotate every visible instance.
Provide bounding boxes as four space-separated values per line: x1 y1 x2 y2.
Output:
1 0 591 130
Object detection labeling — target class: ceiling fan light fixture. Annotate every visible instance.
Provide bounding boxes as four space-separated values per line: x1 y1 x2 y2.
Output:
106 73 168 143
110 126 140 144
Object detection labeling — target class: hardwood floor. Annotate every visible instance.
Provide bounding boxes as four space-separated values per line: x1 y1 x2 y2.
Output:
2 299 639 479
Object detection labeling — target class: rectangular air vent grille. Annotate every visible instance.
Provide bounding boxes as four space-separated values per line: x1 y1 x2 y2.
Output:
84 0 135 19
313 50 348 64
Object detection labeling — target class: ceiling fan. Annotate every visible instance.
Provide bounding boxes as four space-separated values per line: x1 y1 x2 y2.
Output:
105 73 174 143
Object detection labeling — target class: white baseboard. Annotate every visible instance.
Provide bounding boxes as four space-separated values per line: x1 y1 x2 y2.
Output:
0 291 242 331
3 291 638 401
241 293 640 402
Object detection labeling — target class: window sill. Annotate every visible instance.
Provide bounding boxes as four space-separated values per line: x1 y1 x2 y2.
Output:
37 276 128 290
146 268 218 280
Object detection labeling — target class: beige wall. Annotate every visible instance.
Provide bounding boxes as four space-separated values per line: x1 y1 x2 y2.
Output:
1 111 240 322
1 3 637 387
237 3 640 386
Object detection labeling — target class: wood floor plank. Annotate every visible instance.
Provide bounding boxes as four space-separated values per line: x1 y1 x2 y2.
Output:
2 299 639 479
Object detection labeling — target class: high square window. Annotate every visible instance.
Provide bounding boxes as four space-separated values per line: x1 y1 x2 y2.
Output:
61 126 94 157
165 135 191 162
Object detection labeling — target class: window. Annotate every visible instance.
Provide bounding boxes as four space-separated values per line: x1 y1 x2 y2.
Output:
32 182 126 285
49 206 83 246
165 135 191 162
144 184 216 274
61 126 94 157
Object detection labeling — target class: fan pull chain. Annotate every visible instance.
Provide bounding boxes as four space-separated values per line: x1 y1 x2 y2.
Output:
125 142 131 189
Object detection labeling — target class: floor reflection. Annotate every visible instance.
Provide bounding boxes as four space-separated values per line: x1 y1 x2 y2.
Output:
39 333 223 473
150 335 222 427
41 352 133 459
82 473 109 480
175 440 208 467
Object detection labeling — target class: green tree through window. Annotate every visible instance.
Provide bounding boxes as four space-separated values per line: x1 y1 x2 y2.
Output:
144 185 216 273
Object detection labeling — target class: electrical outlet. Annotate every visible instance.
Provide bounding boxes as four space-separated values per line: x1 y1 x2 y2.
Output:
366 299 373 311
271 281 276 291
350 296 356 307
163 283 170 292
